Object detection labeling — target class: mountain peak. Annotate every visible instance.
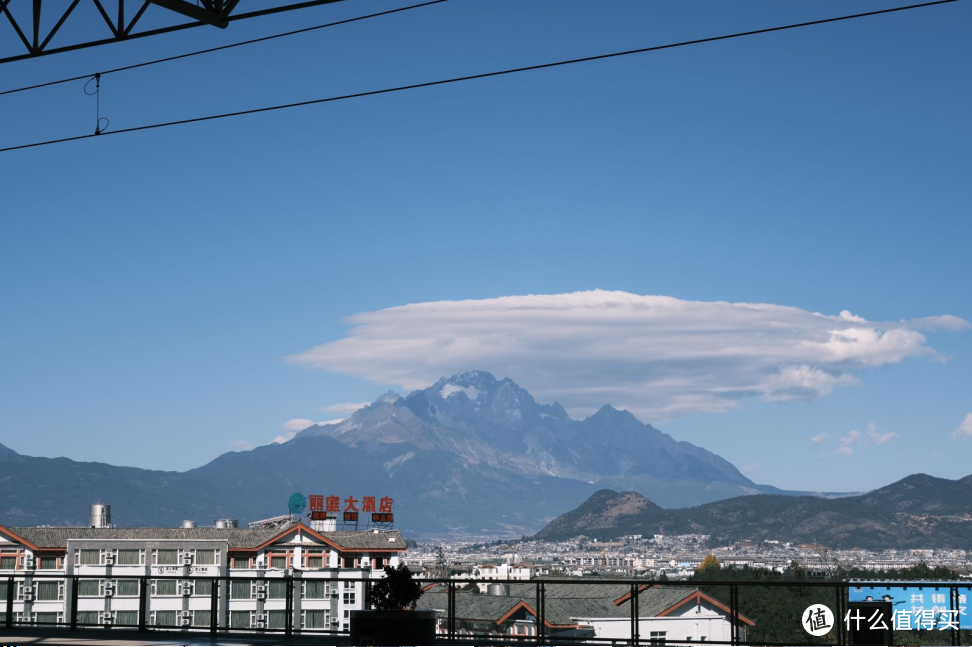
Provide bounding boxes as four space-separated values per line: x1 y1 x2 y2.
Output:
0 442 17 458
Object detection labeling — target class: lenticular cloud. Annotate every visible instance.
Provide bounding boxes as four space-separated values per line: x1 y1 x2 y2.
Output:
286 291 968 421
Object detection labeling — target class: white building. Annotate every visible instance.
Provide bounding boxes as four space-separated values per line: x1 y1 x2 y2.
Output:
0 519 406 634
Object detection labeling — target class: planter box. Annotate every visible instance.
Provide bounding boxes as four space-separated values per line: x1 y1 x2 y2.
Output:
349 609 436 646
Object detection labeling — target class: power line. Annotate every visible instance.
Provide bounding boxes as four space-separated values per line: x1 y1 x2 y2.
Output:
1 0 961 155
0 0 452 98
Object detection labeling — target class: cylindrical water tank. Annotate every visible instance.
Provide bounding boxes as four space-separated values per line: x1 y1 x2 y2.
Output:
90 504 111 528
214 519 238 529
214 519 227 529
486 583 510 596
181 520 196 528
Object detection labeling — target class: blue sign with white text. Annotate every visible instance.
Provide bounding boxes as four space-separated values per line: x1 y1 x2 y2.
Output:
849 584 971 630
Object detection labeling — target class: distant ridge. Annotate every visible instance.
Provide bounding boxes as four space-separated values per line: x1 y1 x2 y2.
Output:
534 474 972 549
0 371 868 536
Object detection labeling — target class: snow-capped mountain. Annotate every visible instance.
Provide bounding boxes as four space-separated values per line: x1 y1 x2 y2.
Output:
297 370 763 507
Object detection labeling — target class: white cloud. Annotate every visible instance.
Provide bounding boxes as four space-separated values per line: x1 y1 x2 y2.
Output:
271 418 343 445
952 413 972 441
866 422 897 446
835 423 896 455
228 440 254 451
743 460 763 474
836 430 862 455
321 402 370 415
810 432 828 445
285 290 968 421
282 418 316 433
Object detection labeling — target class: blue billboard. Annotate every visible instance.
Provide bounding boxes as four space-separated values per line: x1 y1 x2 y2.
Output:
849 583 971 630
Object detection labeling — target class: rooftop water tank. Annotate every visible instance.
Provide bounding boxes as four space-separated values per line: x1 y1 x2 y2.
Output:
181 520 196 528
90 504 111 528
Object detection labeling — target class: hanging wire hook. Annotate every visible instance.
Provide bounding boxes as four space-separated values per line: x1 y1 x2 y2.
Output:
83 73 108 135
83 75 99 96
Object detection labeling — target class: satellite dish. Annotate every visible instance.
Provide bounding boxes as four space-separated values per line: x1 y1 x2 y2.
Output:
288 493 307 515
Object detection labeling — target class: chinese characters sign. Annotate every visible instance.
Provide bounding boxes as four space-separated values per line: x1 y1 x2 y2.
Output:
849 585 971 630
306 494 394 524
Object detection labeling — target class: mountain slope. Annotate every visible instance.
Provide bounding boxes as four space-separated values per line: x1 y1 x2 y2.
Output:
0 371 852 536
535 474 972 549
298 370 765 508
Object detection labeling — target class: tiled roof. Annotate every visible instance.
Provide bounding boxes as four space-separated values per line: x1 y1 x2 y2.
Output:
419 583 696 627
6 524 406 552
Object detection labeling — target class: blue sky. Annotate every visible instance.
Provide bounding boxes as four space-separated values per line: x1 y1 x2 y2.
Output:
1 0 969 493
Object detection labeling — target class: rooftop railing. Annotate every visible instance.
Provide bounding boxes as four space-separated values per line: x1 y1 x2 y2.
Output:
1 572 969 645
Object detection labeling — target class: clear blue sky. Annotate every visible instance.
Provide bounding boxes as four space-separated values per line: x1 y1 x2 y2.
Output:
1 0 969 493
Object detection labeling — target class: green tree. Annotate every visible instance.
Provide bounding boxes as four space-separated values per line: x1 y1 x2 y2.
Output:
370 564 424 611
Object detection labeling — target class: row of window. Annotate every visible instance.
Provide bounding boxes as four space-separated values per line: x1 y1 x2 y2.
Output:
0 579 355 601
0 555 60 570
2 550 384 571
0 610 336 630
74 548 220 566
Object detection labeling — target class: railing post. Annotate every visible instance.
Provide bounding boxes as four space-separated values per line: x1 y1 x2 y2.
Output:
632 581 639 647
69 576 78 630
835 583 844 646
138 576 147 632
285 573 293 638
730 583 738 646
448 582 455 641
539 581 545 645
5 575 13 630
210 577 218 638
951 586 959 647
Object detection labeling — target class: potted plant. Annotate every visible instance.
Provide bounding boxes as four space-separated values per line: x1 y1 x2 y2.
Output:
350 563 436 646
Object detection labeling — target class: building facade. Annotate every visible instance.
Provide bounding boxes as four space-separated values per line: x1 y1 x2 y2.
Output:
0 520 406 634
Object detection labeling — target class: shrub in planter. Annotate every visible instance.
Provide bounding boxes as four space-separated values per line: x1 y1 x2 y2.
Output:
350 564 435 646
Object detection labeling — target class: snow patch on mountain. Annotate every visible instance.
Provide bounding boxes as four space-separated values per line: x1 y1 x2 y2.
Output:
439 383 480 400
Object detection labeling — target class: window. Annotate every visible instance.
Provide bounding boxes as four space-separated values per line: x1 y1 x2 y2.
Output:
116 579 140 597
268 580 288 599
374 556 386 570
271 555 287 569
303 581 327 599
195 549 217 565
649 631 667 646
303 610 328 629
0 556 15 569
341 555 354 568
231 554 253 569
36 581 62 601
194 579 214 597
0 581 7 600
77 611 99 625
35 612 60 625
153 579 177 596
115 611 138 626
78 549 101 565
267 610 287 630
343 589 355 605
193 610 212 627
305 552 324 569
117 549 141 565
78 579 101 597
39 556 58 570
155 549 178 565
230 610 250 629
231 579 252 600
154 610 177 627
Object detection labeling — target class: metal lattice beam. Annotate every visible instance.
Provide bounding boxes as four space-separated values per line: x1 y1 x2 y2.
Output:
0 0 350 65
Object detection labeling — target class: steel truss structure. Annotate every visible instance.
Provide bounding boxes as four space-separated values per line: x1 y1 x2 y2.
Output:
0 0 349 65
